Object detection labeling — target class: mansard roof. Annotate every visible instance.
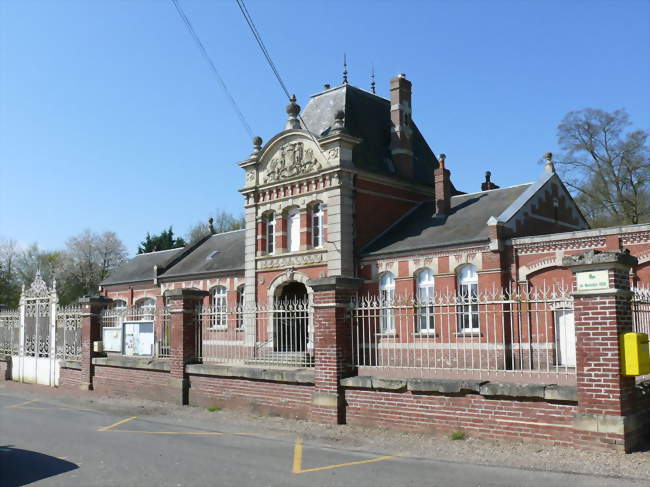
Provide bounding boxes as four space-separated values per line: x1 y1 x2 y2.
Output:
300 84 441 185
101 230 245 287
362 183 533 256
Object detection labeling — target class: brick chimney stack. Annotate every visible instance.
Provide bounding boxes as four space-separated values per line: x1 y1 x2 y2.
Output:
390 74 414 179
435 154 451 215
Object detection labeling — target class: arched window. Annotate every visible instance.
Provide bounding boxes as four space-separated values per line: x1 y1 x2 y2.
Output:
212 286 227 328
311 203 323 248
416 269 435 332
265 212 275 254
134 297 155 320
457 264 479 331
287 208 300 252
236 285 245 329
113 299 127 312
379 272 395 333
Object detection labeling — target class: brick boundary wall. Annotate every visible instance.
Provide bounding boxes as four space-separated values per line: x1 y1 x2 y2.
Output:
59 365 83 389
92 365 174 402
344 388 576 447
188 374 314 419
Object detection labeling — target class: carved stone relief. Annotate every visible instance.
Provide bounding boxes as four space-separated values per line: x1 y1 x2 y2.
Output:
262 141 322 184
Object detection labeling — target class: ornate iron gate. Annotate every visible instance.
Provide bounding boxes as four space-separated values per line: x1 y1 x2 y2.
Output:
16 273 58 385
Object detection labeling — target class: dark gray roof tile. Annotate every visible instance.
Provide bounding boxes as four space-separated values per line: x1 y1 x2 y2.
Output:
362 184 532 255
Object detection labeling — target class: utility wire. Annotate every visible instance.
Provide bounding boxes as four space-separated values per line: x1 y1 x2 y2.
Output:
170 0 254 138
235 0 328 156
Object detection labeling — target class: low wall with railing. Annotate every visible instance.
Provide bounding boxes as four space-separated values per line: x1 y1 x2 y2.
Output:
351 287 576 384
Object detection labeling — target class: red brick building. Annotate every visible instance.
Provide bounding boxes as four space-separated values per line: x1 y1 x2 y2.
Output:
100 74 650 359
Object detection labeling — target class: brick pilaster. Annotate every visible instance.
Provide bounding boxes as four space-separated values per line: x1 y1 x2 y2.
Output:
79 296 113 391
308 276 361 424
563 249 645 452
165 288 208 405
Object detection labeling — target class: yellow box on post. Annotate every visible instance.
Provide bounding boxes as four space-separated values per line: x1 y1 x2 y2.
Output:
621 332 650 376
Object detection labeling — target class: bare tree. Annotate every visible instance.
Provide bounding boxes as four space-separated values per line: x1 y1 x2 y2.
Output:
65 230 127 299
0 238 21 307
555 108 650 227
186 210 246 244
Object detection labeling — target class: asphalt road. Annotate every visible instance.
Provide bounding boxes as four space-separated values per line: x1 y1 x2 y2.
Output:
0 389 646 487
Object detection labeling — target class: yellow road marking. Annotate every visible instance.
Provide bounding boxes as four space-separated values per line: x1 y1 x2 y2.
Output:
4 399 37 408
112 429 227 436
97 416 137 432
292 438 303 473
292 438 400 474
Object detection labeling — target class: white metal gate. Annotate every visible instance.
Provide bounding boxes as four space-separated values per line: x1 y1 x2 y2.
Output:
14 273 58 385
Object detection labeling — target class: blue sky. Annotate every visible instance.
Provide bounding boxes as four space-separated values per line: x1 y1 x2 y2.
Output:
1 0 648 255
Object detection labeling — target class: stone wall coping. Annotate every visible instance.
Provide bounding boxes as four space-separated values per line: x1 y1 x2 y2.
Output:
78 296 113 305
60 360 81 370
186 363 315 384
92 356 171 372
307 276 363 291
340 375 577 401
163 288 210 299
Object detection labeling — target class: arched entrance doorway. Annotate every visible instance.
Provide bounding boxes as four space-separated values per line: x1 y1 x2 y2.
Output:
274 282 309 353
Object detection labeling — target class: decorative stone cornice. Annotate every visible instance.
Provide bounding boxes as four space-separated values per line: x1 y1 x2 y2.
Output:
257 250 326 270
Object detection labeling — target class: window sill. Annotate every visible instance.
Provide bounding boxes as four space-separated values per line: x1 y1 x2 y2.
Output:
413 332 438 338
376 333 397 337
454 331 482 338
208 326 228 331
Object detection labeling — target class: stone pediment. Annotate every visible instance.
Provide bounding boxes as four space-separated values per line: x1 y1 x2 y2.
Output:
258 135 334 185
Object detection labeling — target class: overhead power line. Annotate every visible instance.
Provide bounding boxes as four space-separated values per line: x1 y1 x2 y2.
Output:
235 0 327 156
170 0 254 138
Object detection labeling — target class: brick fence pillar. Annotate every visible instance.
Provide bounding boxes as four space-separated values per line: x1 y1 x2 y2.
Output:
165 289 208 405
79 296 113 391
308 276 362 424
563 249 645 452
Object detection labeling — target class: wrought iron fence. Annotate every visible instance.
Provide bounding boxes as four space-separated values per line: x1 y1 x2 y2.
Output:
632 285 650 336
195 299 313 367
99 304 170 358
55 304 82 361
351 285 576 383
0 308 20 356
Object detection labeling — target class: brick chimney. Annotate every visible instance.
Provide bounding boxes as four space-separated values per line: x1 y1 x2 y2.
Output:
435 154 451 215
390 74 414 179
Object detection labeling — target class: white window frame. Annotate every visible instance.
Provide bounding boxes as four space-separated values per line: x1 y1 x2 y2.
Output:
265 213 275 255
311 203 323 248
211 286 227 329
287 208 300 252
379 272 395 333
134 297 156 321
236 285 245 329
457 264 479 332
416 269 435 333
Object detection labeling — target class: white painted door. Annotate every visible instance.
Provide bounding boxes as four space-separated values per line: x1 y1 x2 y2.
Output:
555 310 576 367
287 209 300 252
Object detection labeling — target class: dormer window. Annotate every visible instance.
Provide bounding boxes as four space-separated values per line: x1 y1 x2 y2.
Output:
311 203 323 248
265 212 275 254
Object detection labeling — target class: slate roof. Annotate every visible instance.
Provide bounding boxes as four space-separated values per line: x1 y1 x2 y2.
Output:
362 184 532 255
101 248 185 285
159 230 245 279
300 84 447 187
101 230 245 286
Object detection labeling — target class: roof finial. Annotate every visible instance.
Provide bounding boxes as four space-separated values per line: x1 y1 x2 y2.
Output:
208 217 215 235
544 152 555 173
343 53 348 84
284 94 301 130
370 65 376 94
